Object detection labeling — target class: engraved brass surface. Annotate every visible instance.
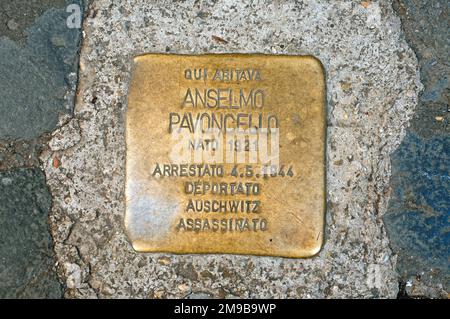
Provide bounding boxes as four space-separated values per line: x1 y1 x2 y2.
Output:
125 54 326 258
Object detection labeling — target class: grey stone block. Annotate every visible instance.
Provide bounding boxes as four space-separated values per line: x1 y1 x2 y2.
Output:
0 168 61 298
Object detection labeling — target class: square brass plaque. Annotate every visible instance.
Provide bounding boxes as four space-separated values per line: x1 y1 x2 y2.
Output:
125 54 326 258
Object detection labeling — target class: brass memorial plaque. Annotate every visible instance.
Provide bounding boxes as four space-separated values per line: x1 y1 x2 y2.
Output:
125 54 326 258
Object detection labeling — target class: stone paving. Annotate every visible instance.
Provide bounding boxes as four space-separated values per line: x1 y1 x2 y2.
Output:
384 0 449 298
0 0 86 298
0 0 447 298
